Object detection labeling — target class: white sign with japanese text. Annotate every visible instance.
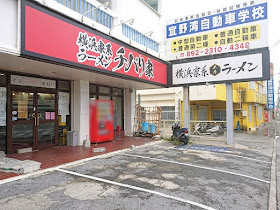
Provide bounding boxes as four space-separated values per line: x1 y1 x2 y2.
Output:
11 75 56 89
166 0 268 61
267 79 274 109
0 87 6 126
173 53 263 85
58 92 70 116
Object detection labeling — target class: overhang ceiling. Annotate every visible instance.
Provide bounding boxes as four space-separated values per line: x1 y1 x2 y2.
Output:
0 52 162 90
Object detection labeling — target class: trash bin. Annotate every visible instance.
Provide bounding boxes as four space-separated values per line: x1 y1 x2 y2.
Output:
116 125 121 132
141 122 149 132
150 124 157 134
67 131 79 146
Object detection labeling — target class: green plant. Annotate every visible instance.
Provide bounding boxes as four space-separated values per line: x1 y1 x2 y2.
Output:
172 139 181 146
163 137 172 141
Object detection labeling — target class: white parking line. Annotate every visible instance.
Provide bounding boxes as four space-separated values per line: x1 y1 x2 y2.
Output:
123 154 270 184
213 153 271 164
155 144 271 164
56 168 217 210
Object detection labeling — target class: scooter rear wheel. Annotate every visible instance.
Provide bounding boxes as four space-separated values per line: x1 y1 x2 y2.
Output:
179 135 189 144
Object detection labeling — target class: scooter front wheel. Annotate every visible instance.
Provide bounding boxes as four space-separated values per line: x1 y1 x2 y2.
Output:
171 135 176 141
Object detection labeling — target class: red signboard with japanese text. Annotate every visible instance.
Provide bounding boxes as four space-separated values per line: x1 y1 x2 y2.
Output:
21 0 168 86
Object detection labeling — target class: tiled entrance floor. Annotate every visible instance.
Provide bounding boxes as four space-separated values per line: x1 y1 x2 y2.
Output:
0 136 156 181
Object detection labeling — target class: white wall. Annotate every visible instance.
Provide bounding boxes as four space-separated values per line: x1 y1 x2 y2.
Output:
190 85 217 101
0 0 19 54
124 88 136 136
137 87 183 113
72 80 90 145
111 0 161 40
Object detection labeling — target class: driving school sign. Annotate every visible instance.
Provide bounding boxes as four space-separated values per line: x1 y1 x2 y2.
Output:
166 0 268 61
172 51 270 85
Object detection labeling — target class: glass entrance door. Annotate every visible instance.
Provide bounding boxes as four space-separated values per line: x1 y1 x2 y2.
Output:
11 90 57 152
11 91 35 151
36 93 57 148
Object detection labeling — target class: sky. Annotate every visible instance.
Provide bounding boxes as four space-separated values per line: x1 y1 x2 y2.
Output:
162 0 280 104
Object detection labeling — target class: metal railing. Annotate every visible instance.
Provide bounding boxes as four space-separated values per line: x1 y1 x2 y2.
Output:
160 119 227 135
55 0 113 28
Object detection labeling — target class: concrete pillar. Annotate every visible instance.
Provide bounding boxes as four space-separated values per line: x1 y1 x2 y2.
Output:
124 88 136 136
183 86 190 129
226 83 234 145
71 80 89 146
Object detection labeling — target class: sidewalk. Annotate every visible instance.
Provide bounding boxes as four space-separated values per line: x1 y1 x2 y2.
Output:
0 136 156 180
190 123 275 157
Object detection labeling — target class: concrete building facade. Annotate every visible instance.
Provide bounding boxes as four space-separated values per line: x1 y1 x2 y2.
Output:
0 0 170 153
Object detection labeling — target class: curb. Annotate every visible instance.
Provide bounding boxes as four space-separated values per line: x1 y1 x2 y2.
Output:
268 125 277 210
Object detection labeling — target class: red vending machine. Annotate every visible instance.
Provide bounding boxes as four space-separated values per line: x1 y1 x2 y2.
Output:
89 99 114 143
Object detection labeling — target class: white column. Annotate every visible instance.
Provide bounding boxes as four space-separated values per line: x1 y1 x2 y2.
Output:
124 88 136 136
226 83 234 145
72 80 89 146
183 86 190 129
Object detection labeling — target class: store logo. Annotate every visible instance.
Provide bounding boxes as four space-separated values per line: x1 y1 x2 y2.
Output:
209 64 221 76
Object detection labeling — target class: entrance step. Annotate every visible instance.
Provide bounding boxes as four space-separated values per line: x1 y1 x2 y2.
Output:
0 151 6 159
0 158 41 174
17 147 32 154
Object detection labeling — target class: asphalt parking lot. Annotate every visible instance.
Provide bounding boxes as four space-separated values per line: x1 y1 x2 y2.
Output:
0 140 272 210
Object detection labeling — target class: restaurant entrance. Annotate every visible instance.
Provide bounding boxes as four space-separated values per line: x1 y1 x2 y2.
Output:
10 88 58 152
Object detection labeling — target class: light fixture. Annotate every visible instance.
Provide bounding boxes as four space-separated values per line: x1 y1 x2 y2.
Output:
129 31 153 44
109 18 134 35
0 73 4 76
81 2 109 22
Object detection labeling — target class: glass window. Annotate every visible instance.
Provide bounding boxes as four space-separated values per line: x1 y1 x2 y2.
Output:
112 88 122 96
258 84 263 94
0 72 6 85
89 84 97 99
258 106 262 120
161 106 175 120
248 105 252 122
0 86 6 152
250 82 255 90
99 86 111 95
190 106 194 120
143 0 158 12
12 124 33 151
58 81 70 91
57 82 71 146
38 93 55 120
0 126 6 152
12 91 34 121
113 96 122 129
212 110 226 121
99 95 111 100
198 107 208 121
90 84 123 131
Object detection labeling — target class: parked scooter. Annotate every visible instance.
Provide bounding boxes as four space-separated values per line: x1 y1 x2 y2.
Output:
171 122 189 144
194 123 224 137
